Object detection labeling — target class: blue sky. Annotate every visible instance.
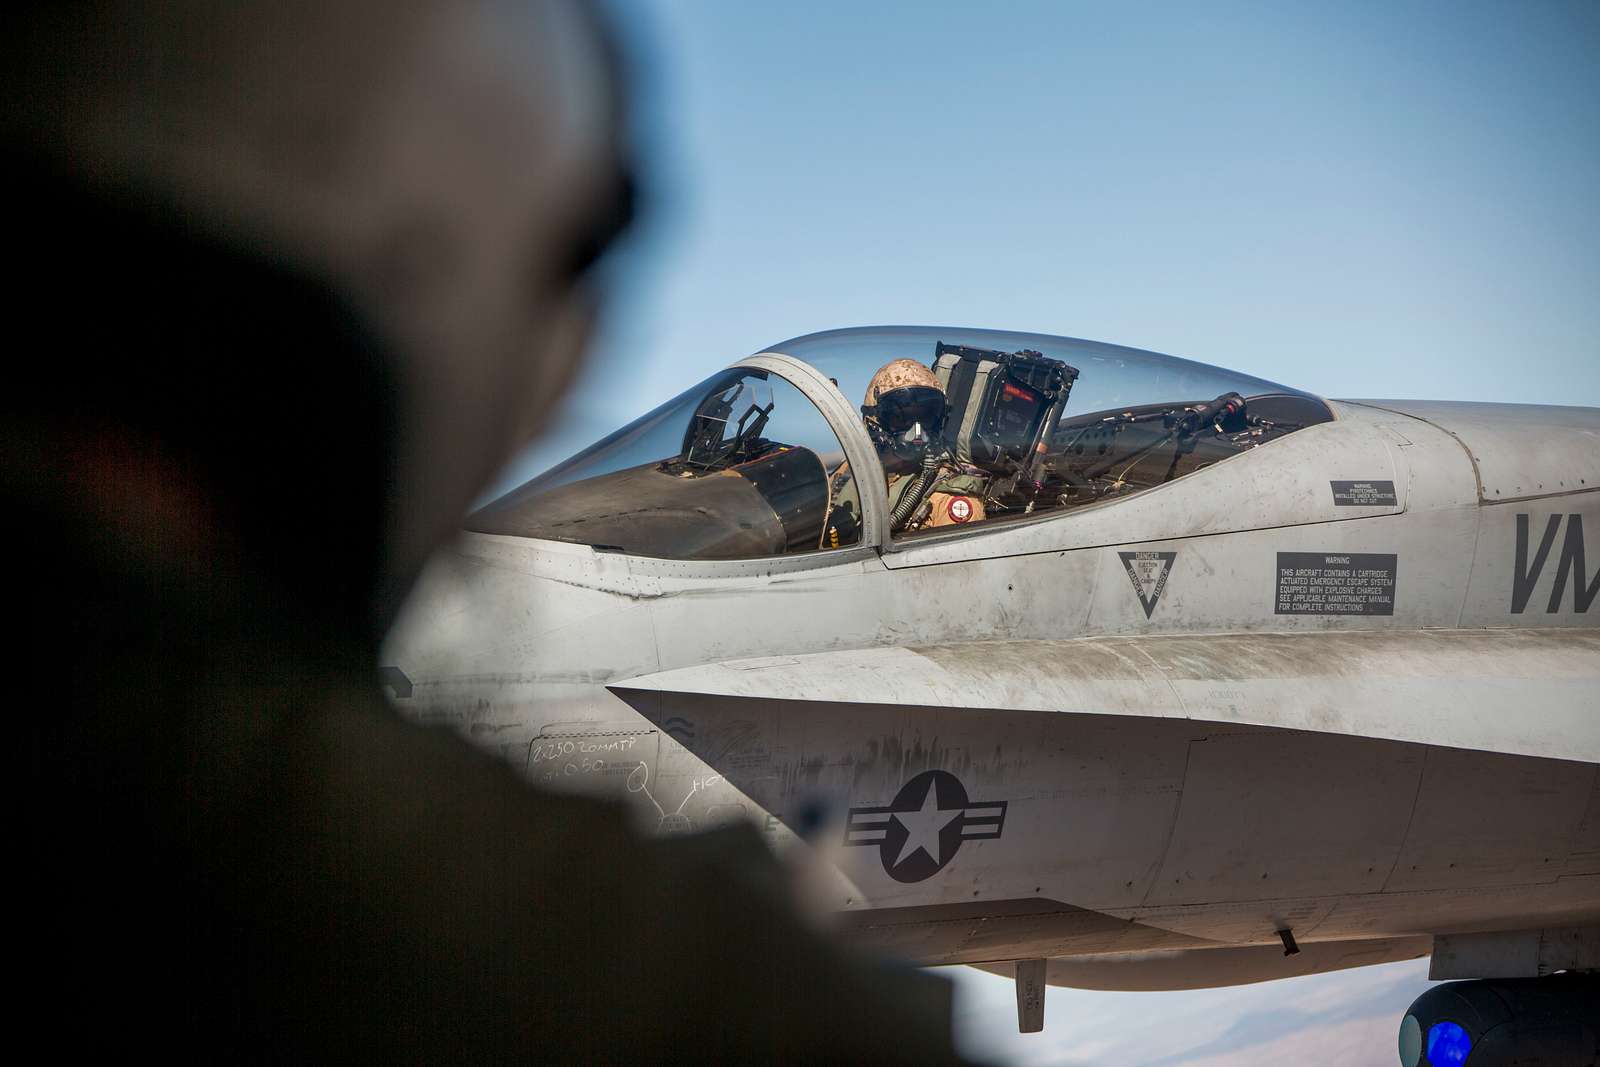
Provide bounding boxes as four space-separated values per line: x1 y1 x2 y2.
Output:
943 957 1435 1065
490 0 1600 498
496 2 1598 1060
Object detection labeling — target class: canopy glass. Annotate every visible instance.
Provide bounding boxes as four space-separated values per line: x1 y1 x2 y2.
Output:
470 327 1333 559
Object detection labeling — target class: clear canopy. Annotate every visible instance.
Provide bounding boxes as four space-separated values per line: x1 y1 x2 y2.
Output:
470 327 1332 559
774 326 1314 422
470 366 861 559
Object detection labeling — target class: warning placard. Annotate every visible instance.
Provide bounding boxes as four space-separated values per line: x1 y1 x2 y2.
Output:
1118 550 1176 619
1329 480 1398 507
1275 552 1398 616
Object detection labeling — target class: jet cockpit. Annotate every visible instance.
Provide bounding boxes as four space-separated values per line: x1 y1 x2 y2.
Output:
469 327 1334 559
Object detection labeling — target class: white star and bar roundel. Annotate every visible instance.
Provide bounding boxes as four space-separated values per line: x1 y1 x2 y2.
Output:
842 769 1009 883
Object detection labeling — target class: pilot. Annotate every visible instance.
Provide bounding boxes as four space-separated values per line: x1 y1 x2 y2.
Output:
821 359 987 544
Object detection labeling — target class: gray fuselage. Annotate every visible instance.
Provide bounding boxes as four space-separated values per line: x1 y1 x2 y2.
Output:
386 346 1599 991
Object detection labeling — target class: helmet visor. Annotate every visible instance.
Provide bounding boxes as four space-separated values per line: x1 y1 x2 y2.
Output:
874 386 946 435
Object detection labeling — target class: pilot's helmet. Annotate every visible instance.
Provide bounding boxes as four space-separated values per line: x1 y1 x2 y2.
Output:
863 359 946 438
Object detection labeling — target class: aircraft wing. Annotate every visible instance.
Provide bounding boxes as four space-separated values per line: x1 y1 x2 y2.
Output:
609 628 1600 763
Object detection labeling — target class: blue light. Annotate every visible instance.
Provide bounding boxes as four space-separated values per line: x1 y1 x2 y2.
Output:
1427 1021 1473 1066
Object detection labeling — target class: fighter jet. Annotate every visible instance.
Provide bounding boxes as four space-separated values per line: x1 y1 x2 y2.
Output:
384 325 1598 1062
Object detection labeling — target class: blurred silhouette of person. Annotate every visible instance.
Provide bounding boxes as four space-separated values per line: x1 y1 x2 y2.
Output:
4 2 967 1061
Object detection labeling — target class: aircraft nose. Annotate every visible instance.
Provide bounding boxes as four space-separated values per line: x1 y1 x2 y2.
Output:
381 537 660 740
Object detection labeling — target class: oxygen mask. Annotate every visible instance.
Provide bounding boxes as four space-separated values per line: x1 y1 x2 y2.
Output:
867 387 946 474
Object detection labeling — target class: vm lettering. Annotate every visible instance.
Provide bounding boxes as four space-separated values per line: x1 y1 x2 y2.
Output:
1512 513 1598 614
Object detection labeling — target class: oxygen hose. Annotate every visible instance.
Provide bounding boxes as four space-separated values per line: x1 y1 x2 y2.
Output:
890 450 943 532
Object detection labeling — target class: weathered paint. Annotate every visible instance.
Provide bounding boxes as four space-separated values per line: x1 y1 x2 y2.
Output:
384 357 1600 991
614 630 1599 763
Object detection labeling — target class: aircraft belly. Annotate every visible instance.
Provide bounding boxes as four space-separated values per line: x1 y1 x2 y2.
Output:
1122 878 1600 945
612 682 1599 956
973 936 1434 991
835 898 1216 966
1140 731 1422 905
1384 749 1596 892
